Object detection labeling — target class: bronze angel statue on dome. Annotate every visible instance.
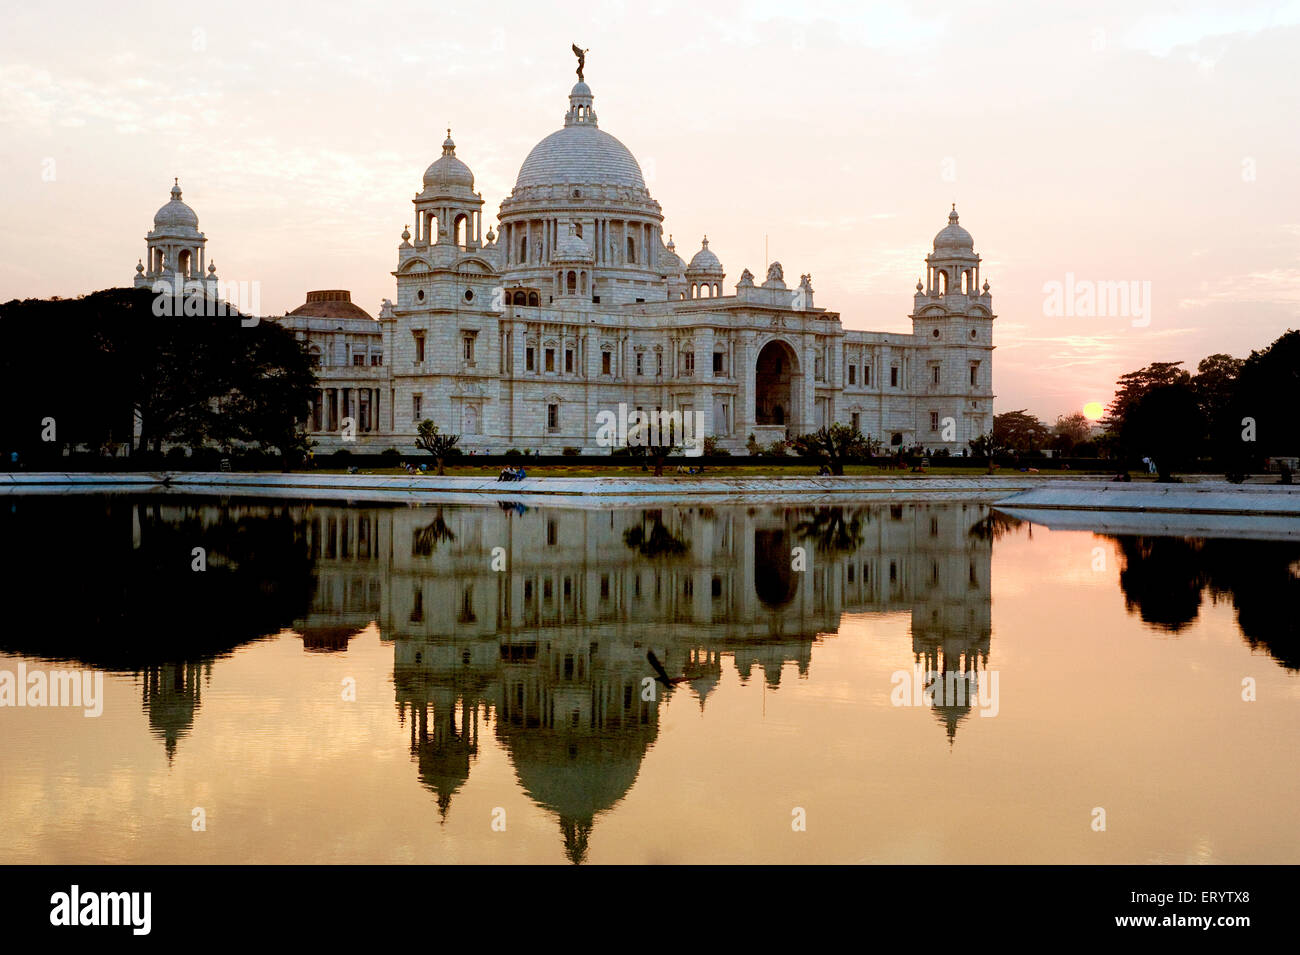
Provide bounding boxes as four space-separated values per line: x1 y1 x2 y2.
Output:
572 44 588 81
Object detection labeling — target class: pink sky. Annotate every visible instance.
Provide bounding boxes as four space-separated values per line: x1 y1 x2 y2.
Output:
1 0 1297 420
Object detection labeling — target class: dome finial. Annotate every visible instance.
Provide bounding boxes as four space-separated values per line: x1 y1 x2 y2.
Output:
171 177 182 199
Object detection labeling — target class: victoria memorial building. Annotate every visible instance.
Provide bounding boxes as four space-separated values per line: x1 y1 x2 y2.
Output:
132 64 996 454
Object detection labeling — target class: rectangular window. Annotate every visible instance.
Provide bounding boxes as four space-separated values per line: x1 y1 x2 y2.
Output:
890 366 899 388
683 352 694 376
526 347 535 371
848 365 856 385
370 354 382 366
545 348 555 372
713 352 724 376
970 363 978 386
412 393 422 421
930 411 940 431
352 354 365 366
547 403 559 432
851 412 860 432
413 332 425 364
636 353 643 376
565 349 574 373
656 353 663 376
932 365 941 385
463 334 475 365
864 365 871 386
602 351 612 375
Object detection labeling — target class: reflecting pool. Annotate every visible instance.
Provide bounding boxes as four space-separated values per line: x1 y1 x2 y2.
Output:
1 496 1296 864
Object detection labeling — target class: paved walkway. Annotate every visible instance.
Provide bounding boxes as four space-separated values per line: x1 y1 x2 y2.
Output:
5 471 1300 517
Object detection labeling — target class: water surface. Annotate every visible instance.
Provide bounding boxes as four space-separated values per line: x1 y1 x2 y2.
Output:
1 496 1296 864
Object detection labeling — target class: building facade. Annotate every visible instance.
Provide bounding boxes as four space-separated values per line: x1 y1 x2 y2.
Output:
137 66 996 455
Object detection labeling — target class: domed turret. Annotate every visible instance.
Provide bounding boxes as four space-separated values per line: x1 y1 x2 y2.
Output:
153 179 200 233
923 205 981 296
685 236 724 298
933 204 974 252
135 178 214 289
412 129 484 248
423 130 475 194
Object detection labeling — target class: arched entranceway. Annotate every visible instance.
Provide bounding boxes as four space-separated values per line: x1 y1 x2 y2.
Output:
756 340 798 428
754 528 798 609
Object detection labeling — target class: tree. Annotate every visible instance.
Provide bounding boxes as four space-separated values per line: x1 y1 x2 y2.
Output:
1051 412 1092 453
1228 330 1300 464
967 432 1003 460
793 506 867 552
992 410 1051 454
0 287 316 464
790 423 879 475
415 419 460 475
1118 382 1202 480
1102 361 1190 432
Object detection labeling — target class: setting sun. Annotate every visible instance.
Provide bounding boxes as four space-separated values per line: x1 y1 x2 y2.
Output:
1082 402 1105 421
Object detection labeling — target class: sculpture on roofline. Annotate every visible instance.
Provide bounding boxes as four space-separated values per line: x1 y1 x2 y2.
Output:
766 262 784 284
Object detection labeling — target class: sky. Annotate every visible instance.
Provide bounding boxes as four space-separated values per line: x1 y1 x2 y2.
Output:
1 0 1297 419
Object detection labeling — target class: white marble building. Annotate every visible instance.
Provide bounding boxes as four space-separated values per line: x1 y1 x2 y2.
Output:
138 65 996 455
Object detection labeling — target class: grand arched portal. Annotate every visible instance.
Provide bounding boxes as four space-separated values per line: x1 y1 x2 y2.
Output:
755 340 798 428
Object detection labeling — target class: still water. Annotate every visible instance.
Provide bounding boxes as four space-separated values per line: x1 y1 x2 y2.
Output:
1 496 1296 864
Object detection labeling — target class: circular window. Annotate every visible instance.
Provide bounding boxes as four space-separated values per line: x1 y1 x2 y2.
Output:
416 289 425 302
970 329 978 339
573 189 581 198
932 328 940 338
464 289 474 302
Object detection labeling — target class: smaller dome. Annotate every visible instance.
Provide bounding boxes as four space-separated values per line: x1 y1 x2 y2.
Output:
658 234 685 272
154 179 199 231
933 205 974 252
423 130 474 191
570 80 593 99
553 224 593 262
289 290 374 321
686 236 723 274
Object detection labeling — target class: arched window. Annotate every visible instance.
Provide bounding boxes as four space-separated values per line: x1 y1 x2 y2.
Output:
454 213 468 247
938 270 948 294
567 271 577 294
527 291 539 306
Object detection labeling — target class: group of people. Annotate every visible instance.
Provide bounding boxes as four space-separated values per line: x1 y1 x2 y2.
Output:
497 466 528 482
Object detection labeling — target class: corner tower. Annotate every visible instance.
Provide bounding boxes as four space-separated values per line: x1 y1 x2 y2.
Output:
910 206 995 450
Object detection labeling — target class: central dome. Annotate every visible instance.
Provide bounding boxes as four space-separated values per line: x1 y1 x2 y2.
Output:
515 125 645 190
513 81 645 191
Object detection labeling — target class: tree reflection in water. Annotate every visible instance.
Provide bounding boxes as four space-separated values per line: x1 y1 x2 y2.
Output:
1110 534 1300 671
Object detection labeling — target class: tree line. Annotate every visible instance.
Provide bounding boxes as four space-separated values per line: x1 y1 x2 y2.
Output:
0 287 317 466
987 329 1300 478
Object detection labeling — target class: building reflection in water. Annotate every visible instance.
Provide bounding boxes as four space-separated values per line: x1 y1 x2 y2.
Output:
297 501 997 861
